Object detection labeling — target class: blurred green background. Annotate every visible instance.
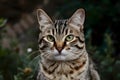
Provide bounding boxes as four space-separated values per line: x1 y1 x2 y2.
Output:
0 0 120 80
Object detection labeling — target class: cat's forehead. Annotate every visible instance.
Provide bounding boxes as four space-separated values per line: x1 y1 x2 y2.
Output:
54 19 68 24
41 19 80 36
54 19 79 35
54 19 68 28
53 19 68 34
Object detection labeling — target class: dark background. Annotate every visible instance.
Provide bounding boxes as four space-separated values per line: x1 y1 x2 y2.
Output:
0 0 120 80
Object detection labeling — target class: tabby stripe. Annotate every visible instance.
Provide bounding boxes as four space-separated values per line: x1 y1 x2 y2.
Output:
54 21 57 28
60 23 64 34
42 62 59 74
48 62 56 68
79 52 85 58
74 61 86 70
66 63 74 70
61 20 67 33
75 45 84 49
39 45 48 50
39 37 48 50
54 21 57 33
38 37 44 44
42 64 47 72
50 64 59 74
52 29 54 35
58 21 62 34
54 20 68 35
65 28 68 35
76 36 84 43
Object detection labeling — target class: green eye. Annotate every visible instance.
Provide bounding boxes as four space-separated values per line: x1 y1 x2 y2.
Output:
65 35 74 41
47 35 54 42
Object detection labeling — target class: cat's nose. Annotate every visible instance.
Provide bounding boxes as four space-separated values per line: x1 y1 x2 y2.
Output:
56 47 63 53
55 41 64 53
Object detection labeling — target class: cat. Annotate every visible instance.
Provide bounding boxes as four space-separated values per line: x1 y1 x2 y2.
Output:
36 8 100 80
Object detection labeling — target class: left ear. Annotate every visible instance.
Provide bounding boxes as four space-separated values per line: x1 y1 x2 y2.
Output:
68 8 85 29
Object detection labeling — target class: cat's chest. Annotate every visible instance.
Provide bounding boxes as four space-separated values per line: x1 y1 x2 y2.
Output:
38 65 89 80
38 57 89 80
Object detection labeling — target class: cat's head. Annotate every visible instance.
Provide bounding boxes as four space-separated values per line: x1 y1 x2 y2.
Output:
37 9 86 61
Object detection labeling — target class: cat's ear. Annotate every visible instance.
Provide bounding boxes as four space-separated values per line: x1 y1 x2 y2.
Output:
37 9 53 31
68 8 85 29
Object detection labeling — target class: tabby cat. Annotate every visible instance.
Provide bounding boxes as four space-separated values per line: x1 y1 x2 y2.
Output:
36 8 100 80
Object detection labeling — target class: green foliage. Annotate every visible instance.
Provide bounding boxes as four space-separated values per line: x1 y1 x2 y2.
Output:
0 23 38 80
0 42 38 80
86 31 120 80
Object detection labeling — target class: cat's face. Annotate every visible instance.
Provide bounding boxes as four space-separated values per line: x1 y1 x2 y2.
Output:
37 9 85 61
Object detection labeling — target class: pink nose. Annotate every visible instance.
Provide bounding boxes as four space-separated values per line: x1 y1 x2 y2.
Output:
56 47 62 53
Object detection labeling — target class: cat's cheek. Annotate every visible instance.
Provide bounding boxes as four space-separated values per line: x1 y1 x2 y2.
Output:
52 49 59 55
61 49 69 55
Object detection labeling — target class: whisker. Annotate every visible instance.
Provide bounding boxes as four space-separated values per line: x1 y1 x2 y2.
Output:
28 55 40 76
27 50 40 59
28 55 41 66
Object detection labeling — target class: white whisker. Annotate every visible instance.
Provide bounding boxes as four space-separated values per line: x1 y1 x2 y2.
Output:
27 50 40 58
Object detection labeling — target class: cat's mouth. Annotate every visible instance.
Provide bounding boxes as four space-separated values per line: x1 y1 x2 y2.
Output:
52 52 78 61
54 54 67 61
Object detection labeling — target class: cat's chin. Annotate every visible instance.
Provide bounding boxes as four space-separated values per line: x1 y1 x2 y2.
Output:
50 54 80 61
54 55 66 61
54 54 79 61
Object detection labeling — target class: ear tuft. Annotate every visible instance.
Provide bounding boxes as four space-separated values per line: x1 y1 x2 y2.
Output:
68 8 85 29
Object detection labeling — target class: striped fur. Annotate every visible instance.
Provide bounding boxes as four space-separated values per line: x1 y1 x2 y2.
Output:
36 9 100 80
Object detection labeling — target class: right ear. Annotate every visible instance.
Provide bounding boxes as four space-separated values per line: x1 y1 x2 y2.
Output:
37 9 53 31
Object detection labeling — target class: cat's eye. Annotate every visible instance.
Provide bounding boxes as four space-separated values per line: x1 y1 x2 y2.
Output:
46 35 55 42
65 35 74 41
